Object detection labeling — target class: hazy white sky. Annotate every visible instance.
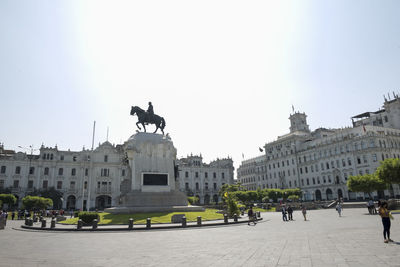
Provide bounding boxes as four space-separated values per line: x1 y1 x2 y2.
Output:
1 1 400 172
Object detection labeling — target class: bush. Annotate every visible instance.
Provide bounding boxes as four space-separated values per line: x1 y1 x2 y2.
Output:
78 212 99 224
287 195 299 202
187 196 199 205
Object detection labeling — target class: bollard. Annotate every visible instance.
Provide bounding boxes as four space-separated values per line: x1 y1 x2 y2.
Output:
197 216 202 226
51 219 56 228
92 219 98 230
257 211 261 218
29 218 33 226
224 214 228 224
128 218 134 229
25 218 29 226
234 213 238 222
146 218 151 229
41 219 46 228
181 216 187 228
77 219 83 230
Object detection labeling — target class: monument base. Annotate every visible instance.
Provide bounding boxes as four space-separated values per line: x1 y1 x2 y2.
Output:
104 205 205 214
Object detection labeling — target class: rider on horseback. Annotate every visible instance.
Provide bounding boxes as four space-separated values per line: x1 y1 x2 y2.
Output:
146 102 154 123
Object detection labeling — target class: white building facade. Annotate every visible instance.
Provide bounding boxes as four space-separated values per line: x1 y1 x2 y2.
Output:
237 97 400 201
0 143 234 209
177 155 234 204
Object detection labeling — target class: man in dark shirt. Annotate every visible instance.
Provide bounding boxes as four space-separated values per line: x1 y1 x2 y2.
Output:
287 205 293 221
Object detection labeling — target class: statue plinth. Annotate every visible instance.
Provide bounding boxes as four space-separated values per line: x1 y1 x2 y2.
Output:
105 132 203 214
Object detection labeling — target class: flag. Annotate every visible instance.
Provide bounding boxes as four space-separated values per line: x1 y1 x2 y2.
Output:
259 147 264 152
292 105 294 113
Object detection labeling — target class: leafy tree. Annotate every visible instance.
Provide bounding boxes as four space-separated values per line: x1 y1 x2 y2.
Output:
224 192 240 217
347 174 386 199
22 196 53 211
27 187 63 209
376 158 400 184
187 196 199 205
0 194 17 206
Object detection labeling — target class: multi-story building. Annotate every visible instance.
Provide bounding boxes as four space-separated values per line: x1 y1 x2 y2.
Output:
177 154 234 204
0 142 234 209
237 96 400 201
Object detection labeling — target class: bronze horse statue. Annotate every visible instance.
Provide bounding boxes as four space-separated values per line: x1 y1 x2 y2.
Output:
130 106 166 135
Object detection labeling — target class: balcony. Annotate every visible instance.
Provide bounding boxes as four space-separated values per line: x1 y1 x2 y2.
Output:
11 187 21 193
96 188 112 194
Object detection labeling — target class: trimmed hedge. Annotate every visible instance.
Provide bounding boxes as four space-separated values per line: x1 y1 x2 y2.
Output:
78 212 99 224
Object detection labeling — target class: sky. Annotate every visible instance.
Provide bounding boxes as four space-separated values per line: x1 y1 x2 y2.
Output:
1 0 400 173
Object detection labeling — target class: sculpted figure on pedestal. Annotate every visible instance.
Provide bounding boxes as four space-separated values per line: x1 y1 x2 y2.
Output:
130 103 166 134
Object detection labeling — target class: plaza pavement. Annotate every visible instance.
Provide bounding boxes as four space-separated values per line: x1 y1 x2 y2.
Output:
0 208 399 267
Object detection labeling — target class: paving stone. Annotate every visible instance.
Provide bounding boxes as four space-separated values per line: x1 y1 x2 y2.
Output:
0 208 399 266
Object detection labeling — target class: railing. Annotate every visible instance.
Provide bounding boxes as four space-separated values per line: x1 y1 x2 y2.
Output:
96 188 112 194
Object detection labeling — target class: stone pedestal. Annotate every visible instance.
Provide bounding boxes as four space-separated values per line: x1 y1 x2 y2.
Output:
106 132 203 214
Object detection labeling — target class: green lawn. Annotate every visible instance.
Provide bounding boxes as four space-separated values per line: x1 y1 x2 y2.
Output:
59 209 224 225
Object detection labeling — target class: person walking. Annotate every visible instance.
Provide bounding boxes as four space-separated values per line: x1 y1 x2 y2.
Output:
379 201 393 243
336 202 342 217
287 205 293 221
301 205 307 221
247 207 256 225
281 205 288 222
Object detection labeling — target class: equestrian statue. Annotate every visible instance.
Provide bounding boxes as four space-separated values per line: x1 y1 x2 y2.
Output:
130 102 166 135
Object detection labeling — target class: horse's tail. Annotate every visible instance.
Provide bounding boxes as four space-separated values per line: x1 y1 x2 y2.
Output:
161 117 166 129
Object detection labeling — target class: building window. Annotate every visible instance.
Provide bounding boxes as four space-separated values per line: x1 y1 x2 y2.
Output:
73 156 77 162
57 181 62 190
326 163 330 169
42 180 48 189
357 157 361 164
363 155 368 163
104 155 108 162
13 180 19 188
101 168 110 177
185 182 189 190
185 171 189 178
372 154 377 162
28 180 34 189
289 181 292 187
84 181 88 189
312 178 315 184
71 168 76 176
213 182 217 190
195 182 199 190
15 166 21 175
0 180 5 189
122 169 125 176
348 158 352 166
70 181 75 189
213 172 217 178
306 179 309 185
44 167 49 175
0 166 6 174
58 168 63 176
305 167 308 173
85 168 89 176
29 167 34 175
321 163 324 171
195 172 199 178
60 155 64 160
205 183 208 190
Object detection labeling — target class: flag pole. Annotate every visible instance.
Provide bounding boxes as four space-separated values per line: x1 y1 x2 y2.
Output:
87 121 96 211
